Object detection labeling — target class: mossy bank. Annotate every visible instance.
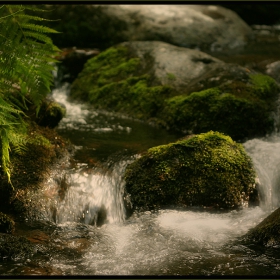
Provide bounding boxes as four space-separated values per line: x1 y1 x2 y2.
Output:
70 41 280 141
124 131 256 213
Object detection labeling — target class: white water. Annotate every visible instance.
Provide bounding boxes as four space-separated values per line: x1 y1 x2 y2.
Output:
244 136 280 210
44 83 280 275
52 161 128 225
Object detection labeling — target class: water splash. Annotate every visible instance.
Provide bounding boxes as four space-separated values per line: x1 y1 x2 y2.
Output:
45 160 131 226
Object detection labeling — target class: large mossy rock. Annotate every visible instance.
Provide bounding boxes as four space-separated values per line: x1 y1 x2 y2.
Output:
70 41 279 141
39 5 252 51
124 131 256 212
244 207 280 246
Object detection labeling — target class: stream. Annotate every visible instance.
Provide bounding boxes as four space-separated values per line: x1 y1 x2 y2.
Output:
2 24 280 276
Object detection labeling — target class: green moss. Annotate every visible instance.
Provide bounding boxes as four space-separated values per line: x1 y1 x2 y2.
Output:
249 73 279 100
0 212 15 234
71 45 141 100
160 86 274 140
71 46 174 120
27 133 52 148
125 131 256 211
48 103 66 118
167 73 176 81
88 75 172 119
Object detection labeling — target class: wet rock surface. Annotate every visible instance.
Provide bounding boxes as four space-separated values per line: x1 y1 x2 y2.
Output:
244 207 280 247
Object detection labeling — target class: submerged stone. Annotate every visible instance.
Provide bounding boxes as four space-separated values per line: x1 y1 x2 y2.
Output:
70 41 279 141
124 131 256 212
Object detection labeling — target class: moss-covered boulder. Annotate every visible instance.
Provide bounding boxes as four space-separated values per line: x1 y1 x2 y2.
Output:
160 77 277 140
0 213 15 234
124 131 256 212
70 41 279 141
244 207 280 246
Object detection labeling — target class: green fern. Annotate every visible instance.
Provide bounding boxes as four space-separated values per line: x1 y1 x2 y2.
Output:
0 5 60 186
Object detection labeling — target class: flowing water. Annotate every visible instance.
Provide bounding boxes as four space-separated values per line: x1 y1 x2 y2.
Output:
2 25 280 276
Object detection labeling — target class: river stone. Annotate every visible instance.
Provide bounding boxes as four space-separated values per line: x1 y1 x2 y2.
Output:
71 41 279 141
43 4 252 51
124 131 257 212
244 207 280 246
100 5 252 51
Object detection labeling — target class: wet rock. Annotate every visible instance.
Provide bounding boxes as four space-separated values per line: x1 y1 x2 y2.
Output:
37 98 66 128
82 204 107 226
0 212 15 234
124 131 257 212
244 207 280 246
70 41 279 141
0 234 35 261
42 4 252 52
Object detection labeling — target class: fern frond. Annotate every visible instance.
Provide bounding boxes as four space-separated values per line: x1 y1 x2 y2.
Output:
21 23 59 34
0 4 61 184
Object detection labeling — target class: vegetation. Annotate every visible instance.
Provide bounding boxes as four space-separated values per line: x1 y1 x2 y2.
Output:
125 131 256 212
0 5 60 184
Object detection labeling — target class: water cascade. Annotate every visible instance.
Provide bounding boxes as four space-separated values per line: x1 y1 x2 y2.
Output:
31 82 280 275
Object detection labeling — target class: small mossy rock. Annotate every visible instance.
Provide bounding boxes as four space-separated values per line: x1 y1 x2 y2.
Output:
244 207 280 246
0 234 35 261
71 41 280 141
124 131 256 212
37 99 66 128
0 213 15 234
